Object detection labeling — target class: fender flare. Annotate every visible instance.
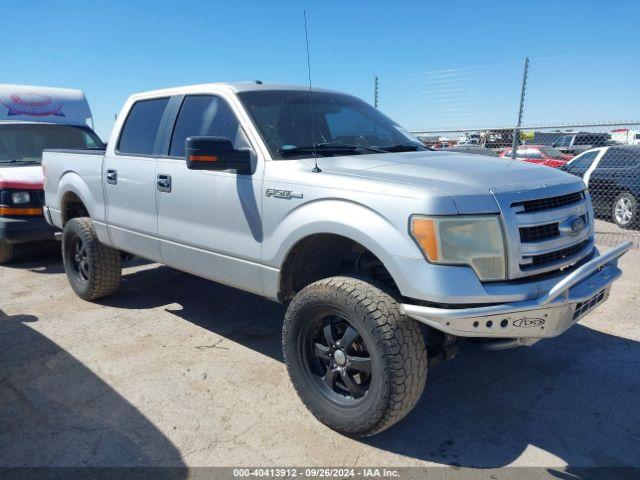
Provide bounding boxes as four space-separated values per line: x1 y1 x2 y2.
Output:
264 199 423 296
57 171 100 223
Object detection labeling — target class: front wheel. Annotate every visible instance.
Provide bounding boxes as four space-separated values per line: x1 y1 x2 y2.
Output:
612 192 638 229
62 217 122 300
282 276 427 437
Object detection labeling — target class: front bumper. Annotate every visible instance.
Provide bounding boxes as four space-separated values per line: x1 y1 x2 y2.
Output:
401 241 632 342
0 215 57 243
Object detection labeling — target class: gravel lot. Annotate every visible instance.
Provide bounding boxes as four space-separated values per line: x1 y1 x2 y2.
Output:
1 241 639 470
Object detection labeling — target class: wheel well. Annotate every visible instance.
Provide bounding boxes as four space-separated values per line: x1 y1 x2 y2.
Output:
278 234 398 303
61 192 89 224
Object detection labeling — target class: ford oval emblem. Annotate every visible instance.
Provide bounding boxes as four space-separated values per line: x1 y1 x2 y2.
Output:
513 317 545 328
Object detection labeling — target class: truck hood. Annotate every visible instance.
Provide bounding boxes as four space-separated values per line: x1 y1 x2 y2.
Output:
0 164 44 190
311 150 584 213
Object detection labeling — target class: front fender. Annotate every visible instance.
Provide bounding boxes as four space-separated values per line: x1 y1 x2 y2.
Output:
263 199 424 298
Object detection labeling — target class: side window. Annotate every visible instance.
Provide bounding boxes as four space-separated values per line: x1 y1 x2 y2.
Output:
569 151 598 169
117 98 169 155
169 95 249 158
599 149 639 169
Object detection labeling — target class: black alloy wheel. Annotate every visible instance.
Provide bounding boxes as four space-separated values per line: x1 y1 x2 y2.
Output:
305 313 373 403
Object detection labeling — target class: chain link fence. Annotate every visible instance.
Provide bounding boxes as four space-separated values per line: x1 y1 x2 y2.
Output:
377 55 640 248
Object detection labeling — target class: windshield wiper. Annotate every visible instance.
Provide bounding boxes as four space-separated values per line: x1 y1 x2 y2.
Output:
279 143 386 157
374 143 431 152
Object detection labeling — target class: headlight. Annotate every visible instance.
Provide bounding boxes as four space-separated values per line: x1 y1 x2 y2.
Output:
12 192 30 205
410 215 506 281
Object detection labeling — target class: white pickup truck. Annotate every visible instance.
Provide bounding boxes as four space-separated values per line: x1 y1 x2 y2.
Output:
43 82 631 436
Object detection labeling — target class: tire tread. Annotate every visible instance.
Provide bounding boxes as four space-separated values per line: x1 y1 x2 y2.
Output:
63 217 121 300
0 240 13 264
283 275 427 437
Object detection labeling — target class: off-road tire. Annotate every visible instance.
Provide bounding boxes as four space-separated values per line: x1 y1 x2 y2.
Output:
283 276 427 437
612 191 639 229
62 217 122 300
0 240 13 264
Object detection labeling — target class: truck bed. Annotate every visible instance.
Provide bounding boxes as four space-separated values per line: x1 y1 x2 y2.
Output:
43 148 107 232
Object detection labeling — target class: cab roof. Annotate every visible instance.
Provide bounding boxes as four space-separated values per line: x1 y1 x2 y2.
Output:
128 81 342 100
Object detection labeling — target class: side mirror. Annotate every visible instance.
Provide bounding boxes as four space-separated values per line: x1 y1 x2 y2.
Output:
185 136 251 173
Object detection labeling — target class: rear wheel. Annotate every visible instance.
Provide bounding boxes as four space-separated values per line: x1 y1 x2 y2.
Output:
283 276 427 437
62 217 122 300
612 192 638 229
0 240 13 264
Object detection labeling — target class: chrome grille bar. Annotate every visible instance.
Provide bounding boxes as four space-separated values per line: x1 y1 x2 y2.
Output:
492 181 595 279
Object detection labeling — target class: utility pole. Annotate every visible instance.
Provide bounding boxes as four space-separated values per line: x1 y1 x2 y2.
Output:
511 57 529 159
374 76 379 108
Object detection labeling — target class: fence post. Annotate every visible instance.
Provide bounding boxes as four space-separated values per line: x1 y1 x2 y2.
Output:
374 76 379 108
511 57 529 159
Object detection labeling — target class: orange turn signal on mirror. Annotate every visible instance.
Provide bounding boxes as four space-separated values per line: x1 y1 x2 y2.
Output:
0 206 43 216
410 217 439 261
189 155 218 162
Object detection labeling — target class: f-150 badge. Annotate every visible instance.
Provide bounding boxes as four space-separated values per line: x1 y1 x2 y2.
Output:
266 188 303 199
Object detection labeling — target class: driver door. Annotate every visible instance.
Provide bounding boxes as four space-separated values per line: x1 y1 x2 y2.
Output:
155 94 265 295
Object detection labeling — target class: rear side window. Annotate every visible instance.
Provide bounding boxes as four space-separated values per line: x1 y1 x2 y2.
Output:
169 95 248 158
117 98 169 155
599 149 640 169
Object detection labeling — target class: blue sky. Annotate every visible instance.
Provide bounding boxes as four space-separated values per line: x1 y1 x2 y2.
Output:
6 0 639 139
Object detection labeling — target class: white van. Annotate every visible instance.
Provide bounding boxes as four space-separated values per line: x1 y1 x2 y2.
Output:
0 84 103 263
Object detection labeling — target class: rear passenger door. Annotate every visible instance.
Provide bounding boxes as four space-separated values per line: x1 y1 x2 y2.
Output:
155 94 264 294
588 148 634 215
103 97 171 260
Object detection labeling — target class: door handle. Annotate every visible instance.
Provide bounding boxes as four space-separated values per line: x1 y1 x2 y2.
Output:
105 169 117 184
157 174 172 193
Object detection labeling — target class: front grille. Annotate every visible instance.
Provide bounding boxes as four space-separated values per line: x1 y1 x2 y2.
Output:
573 289 607 320
32 191 45 206
515 191 583 213
494 185 593 279
521 239 590 270
520 222 559 243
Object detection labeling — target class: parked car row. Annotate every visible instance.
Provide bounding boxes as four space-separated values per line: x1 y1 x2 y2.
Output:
426 128 635 156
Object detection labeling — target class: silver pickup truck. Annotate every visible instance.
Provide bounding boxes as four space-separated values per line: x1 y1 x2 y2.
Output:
43 82 631 436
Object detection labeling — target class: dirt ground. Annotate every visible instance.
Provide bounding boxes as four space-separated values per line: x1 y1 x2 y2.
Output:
1 241 639 470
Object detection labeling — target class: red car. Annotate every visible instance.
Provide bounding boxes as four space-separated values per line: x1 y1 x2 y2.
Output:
499 145 573 168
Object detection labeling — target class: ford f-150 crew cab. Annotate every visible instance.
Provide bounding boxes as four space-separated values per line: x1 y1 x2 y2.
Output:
0 84 103 263
43 82 631 436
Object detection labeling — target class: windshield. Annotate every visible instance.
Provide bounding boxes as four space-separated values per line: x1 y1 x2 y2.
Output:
539 146 564 157
237 90 426 159
0 124 102 164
